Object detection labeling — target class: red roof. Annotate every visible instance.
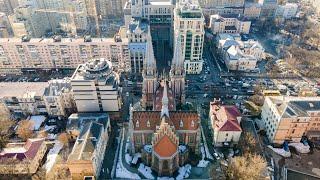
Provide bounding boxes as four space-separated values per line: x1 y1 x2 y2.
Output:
211 105 242 132
154 85 175 111
153 135 178 157
132 111 199 131
0 139 44 161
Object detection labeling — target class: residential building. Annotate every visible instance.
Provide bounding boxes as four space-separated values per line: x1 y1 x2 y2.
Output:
259 0 278 19
275 3 298 19
261 96 320 144
43 79 76 117
0 36 129 74
174 0 205 74
209 100 242 147
0 138 47 174
67 113 111 179
216 34 264 71
224 45 257 71
309 0 320 16
129 80 200 176
70 58 122 117
209 14 251 35
199 0 244 17
98 0 124 18
127 19 149 76
0 0 18 15
0 82 47 116
244 2 262 20
0 13 12 38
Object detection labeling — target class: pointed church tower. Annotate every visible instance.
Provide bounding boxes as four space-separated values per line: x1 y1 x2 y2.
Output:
142 33 158 109
170 35 185 105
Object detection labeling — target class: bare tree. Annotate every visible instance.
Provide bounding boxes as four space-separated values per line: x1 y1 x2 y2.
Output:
226 154 267 180
16 120 34 141
58 133 70 160
239 132 258 155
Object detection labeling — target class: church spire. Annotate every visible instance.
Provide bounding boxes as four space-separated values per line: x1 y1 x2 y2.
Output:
145 34 156 76
171 35 184 75
161 80 169 118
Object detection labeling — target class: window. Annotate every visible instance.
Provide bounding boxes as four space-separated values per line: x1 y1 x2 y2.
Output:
136 120 139 128
147 120 150 127
191 120 195 127
180 120 183 127
226 133 228 137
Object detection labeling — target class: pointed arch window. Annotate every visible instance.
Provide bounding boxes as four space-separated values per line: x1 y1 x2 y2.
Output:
136 120 139 128
191 120 195 128
147 120 150 127
180 120 183 127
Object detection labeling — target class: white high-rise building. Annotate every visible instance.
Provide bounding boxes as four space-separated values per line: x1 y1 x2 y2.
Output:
71 58 122 113
174 0 205 74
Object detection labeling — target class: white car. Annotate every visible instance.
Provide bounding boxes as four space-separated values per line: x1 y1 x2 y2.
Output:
126 92 129 96
213 152 220 160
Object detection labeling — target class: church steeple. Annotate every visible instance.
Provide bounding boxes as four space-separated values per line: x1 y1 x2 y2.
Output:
171 35 184 76
161 80 169 117
145 34 156 76
170 35 185 105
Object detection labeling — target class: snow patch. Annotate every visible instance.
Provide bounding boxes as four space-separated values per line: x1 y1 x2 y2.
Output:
176 164 192 180
268 145 291 157
289 143 310 154
144 145 152 153
197 159 209 168
28 115 46 130
44 141 63 173
132 153 141 165
125 153 132 165
179 145 187 153
116 161 140 179
138 163 154 179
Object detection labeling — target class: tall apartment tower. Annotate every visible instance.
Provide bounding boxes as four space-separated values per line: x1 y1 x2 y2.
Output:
170 36 185 104
142 35 158 109
174 0 205 74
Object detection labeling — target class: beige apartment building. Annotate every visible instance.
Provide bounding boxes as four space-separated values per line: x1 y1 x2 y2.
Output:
0 36 129 74
261 96 320 144
209 14 252 35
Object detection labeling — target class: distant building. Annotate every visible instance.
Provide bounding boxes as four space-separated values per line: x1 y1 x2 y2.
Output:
259 0 278 19
310 0 320 16
174 0 205 74
216 34 264 71
209 14 251 35
0 36 129 74
43 79 76 117
261 96 320 144
209 100 242 147
67 113 111 179
71 58 122 116
0 138 47 175
275 3 298 19
0 82 48 116
0 13 12 38
0 0 18 15
200 0 244 17
127 19 149 76
244 2 262 20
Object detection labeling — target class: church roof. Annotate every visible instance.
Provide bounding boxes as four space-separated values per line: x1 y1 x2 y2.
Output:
153 135 178 158
132 111 199 131
154 83 175 111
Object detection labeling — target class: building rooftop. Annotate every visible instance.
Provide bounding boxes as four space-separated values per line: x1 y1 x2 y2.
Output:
67 113 110 131
71 58 119 86
44 79 72 96
128 19 149 34
0 138 45 161
267 96 320 118
0 82 47 99
177 0 203 18
68 121 105 161
0 37 128 44
154 135 178 157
